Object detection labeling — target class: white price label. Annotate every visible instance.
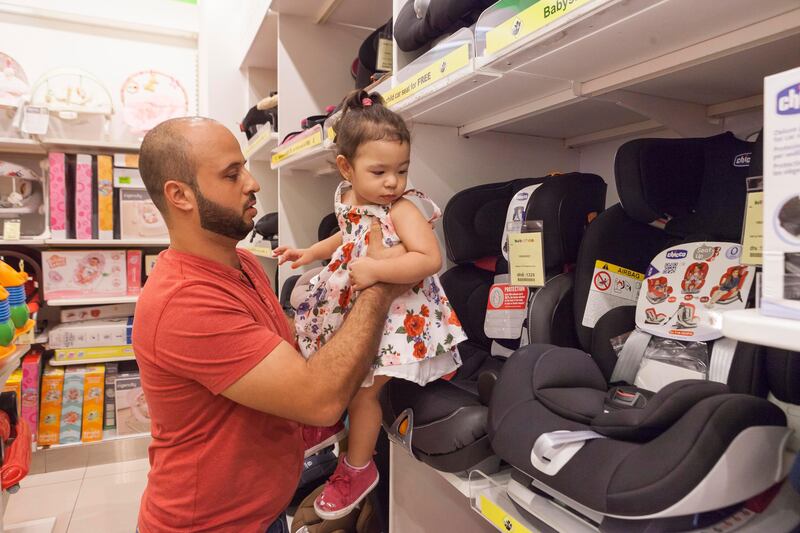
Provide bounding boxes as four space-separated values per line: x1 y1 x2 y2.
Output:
21 106 50 135
2 220 21 241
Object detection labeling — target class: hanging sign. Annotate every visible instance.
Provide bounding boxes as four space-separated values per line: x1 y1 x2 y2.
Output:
271 130 323 166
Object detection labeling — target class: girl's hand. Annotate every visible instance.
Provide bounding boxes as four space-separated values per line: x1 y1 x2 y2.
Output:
272 246 315 268
349 257 379 291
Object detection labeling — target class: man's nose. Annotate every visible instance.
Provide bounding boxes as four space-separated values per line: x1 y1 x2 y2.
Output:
243 167 260 193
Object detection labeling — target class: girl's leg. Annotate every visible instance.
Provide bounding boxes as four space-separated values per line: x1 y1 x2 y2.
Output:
345 375 391 467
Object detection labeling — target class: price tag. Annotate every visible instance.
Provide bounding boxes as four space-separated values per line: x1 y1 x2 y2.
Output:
508 220 545 287
741 176 763 266
2 219 21 241
377 36 393 72
21 105 50 135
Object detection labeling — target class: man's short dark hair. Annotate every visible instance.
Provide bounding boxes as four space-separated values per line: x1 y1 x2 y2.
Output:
139 117 205 215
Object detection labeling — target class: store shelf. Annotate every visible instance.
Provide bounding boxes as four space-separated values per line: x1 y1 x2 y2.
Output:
243 127 279 161
0 344 30 385
270 0 392 28
48 355 136 366
45 239 169 247
38 138 140 152
270 125 337 175
46 295 139 307
0 238 46 247
0 137 45 155
717 309 800 352
38 431 149 451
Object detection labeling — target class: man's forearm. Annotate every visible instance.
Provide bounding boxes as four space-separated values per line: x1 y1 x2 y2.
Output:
306 286 392 409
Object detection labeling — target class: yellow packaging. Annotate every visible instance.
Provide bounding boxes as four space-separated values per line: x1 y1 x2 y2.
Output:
3 368 22 415
38 364 65 446
81 365 106 442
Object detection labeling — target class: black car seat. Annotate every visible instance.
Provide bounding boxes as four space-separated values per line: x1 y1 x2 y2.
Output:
394 0 495 52
488 133 794 529
380 173 606 473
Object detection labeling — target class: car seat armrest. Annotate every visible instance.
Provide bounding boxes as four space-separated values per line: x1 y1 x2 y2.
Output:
590 305 637 381
591 380 729 441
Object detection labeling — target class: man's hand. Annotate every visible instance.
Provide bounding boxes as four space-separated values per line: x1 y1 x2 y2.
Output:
366 220 407 260
273 246 315 268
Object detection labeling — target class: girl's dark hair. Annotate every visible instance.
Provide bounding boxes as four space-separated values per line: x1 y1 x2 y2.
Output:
333 89 411 160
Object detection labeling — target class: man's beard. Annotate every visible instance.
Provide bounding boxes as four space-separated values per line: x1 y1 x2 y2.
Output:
193 186 254 241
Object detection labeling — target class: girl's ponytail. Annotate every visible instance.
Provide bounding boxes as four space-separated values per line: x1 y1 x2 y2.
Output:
333 89 409 161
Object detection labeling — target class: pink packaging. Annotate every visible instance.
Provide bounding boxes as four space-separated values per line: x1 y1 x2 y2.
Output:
74 154 93 240
127 250 142 295
21 351 42 443
49 152 67 239
42 250 127 300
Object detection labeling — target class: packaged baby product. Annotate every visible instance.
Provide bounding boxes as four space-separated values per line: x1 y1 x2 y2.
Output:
119 189 168 239
115 372 149 435
38 364 64 446
3 368 22 415
42 250 128 300
113 153 139 169
763 65 800 319
49 317 134 349
81 365 105 442
59 366 85 444
127 250 142 295
21 351 41 443
113 166 144 188
60 302 136 323
103 362 119 431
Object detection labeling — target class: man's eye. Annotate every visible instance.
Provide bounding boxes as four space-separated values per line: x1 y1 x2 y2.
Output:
226 173 238 180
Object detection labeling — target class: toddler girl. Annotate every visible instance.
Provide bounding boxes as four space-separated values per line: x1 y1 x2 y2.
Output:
274 90 466 519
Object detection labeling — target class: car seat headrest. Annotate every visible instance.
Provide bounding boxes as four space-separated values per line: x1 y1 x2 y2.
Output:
615 132 754 241
318 213 339 241
254 212 278 238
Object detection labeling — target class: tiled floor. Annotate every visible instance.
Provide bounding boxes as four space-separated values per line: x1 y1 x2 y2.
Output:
5 458 149 533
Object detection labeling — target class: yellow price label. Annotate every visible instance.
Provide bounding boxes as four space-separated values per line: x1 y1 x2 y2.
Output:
741 191 763 266
594 260 645 281
327 126 336 142
479 495 535 533
271 130 323 166
244 128 275 158
486 0 598 56
509 232 545 287
382 43 471 108
248 245 273 258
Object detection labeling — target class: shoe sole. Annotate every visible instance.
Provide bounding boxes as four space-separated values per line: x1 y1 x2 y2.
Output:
313 473 380 520
304 428 347 458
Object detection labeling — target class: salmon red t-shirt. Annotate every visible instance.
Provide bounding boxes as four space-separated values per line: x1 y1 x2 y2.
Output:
133 248 303 532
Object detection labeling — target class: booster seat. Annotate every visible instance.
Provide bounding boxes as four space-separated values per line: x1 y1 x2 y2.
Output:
380 172 606 473
487 133 798 530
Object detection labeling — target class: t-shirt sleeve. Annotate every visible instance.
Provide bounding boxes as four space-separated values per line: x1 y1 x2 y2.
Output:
152 282 285 395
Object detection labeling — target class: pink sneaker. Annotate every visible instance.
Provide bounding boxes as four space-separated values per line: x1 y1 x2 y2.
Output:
303 421 347 458
314 455 379 520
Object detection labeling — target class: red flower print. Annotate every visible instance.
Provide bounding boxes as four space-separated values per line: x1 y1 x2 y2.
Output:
448 311 462 327
342 242 355 263
404 313 425 337
413 341 427 359
420 305 430 318
347 210 361 225
328 260 342 272
339 286 352 309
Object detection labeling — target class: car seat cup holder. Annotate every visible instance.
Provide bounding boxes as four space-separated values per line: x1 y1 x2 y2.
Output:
530 430 606 476
385 408 415 456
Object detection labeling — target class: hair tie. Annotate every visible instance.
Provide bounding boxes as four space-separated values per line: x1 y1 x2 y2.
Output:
362 97 373 107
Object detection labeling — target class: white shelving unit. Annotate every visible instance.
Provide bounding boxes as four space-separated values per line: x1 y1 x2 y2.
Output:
37 138 140 152
243 128 279 162
45 295 139 307
0 138 45 155
45 239 169 248
0 345 30 386
48 355 136 367
719 309 800 352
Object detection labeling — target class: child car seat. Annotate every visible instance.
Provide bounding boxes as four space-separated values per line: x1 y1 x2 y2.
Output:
487 133 795 530
394 0 495 52
380 173 606 473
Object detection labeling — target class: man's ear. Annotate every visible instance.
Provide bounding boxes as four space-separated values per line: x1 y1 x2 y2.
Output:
164 180 195 214
335 155 353 181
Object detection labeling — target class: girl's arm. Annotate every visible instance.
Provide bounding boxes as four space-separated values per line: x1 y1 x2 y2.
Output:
273 231 343 268
309 231 343 260
349 199 441 289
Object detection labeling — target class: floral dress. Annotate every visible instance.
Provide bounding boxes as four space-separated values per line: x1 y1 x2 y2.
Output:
295 181 466 386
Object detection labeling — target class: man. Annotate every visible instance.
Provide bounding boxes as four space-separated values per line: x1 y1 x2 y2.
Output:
133 117 410 532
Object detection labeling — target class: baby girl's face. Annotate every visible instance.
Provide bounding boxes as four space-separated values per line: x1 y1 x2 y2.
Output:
345 140 410 206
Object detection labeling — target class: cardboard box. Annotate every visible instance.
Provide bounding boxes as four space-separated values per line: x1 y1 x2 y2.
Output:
38 364 64 446
52 345 134 364
113 167 144 189
60 303 136 323
3 368 22 415
74 154 93 240
49 317 134 349
81 365 105 442
42 250 128 300
119 189 168 240
763 66 800 320
97 155 114 240
127 250 142 295
49 152 67 240
144 254 159 277
103 362 119 431
21 352 42 443
114 153 139 169
59 366 85 444
115 372 149 436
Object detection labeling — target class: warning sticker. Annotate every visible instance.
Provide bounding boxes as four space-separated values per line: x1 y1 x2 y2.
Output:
485 284 529 340
581 260 643 328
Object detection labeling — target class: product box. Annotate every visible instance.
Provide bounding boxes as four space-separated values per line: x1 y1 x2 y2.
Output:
42 250 128 300
97 155 114 240
119 189 168 240
38 364 65 446
48 317 134 349
21 351 42 443
127 250 142 295
763 66 800 319
115 372 149 435
3 368 22 415
113 167 144 189
81 365 105 442
144 254 159 277
103 362 119 431
52 344 134 364
60 302 136 323
74 154 93 240
59 366 85 444
48 152 67 239
114 153 139 169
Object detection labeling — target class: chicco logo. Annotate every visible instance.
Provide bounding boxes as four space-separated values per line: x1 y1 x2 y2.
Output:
777 84 800 115
733 153 751 167
666 250 688 260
